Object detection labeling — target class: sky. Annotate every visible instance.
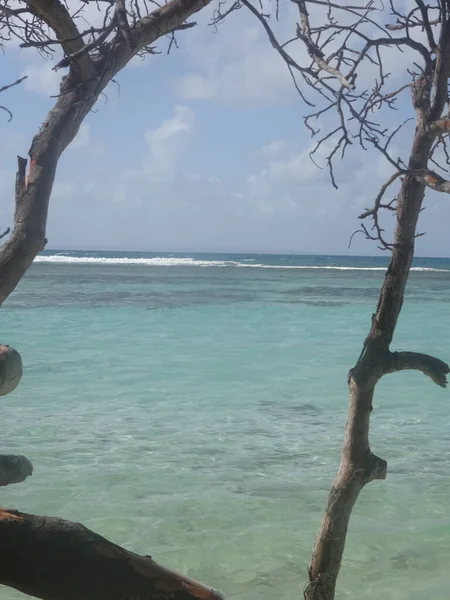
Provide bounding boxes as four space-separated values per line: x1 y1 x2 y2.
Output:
1 0 450 256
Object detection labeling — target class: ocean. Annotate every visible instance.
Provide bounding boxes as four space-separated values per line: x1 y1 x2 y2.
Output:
2 251 450 600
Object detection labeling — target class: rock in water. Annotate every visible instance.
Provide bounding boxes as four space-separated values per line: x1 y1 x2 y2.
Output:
0 345 23 396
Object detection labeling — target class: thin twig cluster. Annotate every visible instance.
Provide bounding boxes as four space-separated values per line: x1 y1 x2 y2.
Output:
0 0 195 117
211 0 450 249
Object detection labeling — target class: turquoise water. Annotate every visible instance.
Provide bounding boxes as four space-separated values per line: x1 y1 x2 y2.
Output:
2 252 450 599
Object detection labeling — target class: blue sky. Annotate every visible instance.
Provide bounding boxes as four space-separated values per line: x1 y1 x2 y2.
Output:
1 1 450 256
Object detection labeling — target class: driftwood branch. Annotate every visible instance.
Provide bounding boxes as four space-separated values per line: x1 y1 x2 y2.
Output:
387 351 450 388
0 456 33 487
0 508 224 600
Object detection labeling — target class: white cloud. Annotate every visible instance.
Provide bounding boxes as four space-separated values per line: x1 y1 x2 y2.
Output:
23 62 60 96
42 100 397 255
51 181 75 201
177 39 296 106
261 140 286 157
143 105 194 182
128 54 154 70
176 4 301 107
176 0 427 111
70 124 91 149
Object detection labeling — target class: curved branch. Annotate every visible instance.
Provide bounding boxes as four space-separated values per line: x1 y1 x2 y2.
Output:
386 18 440 32
240 0 313 76
386 351 450 388
0 75 27 94
416 0 437 51
0 76 28 122
429 19 450 121
295 0 355 89
0 455 33 487
359 171 403 219
0 104 13 122
0 508 224 600
354 36 432 74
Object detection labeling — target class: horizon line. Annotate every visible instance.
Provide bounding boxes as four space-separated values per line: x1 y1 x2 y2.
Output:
43 248 450 260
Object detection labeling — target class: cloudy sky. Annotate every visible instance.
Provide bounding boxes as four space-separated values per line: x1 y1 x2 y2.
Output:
1 0 449 256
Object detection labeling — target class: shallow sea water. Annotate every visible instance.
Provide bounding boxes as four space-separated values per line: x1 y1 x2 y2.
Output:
1 252 450 599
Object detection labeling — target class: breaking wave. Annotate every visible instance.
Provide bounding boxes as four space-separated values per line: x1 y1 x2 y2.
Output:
33 255 449 272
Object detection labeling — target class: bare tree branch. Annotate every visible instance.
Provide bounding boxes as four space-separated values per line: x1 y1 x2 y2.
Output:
416 0 438 51
0 75 27 94
295 0 355 89
414 168 450 192
115 0 132 48
0 104 13 121
0 76 28 121
0 0 211 305
386 351 450 387
53 18 115 70
26 0 96 78
19 27 106 48
429 18 450 120
386 18 441 31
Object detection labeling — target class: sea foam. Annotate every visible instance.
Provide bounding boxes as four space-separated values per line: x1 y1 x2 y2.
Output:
33 255 449 272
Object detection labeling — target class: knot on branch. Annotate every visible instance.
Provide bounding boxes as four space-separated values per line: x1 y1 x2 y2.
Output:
387 351 450 388
362 450 387 483
0 455 33 487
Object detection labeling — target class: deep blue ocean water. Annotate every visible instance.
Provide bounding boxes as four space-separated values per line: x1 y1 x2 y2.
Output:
2 251 450 599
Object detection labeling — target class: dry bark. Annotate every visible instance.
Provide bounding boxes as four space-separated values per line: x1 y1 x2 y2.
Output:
0 508 224 600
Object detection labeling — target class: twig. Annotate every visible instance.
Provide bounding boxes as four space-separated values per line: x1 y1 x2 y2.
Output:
0 75 27 94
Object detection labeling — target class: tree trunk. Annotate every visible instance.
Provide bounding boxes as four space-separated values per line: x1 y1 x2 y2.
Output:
0 508 224 600
304 125 449 600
